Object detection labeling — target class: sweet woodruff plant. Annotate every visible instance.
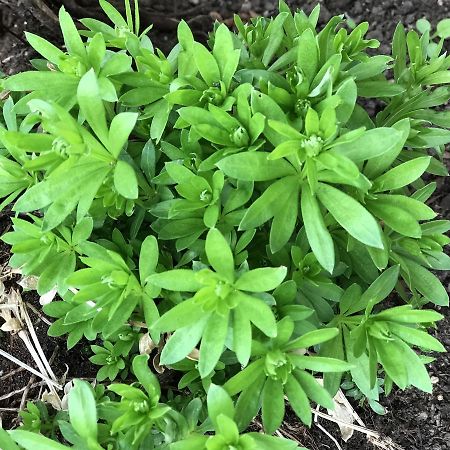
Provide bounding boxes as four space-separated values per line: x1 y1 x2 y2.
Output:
0 1 449 448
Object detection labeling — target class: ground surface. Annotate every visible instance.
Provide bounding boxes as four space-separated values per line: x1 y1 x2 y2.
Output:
1 0 450 449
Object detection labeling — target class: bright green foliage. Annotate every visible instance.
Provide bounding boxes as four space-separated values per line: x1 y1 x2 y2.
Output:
90 341 129 381
0 0 449 448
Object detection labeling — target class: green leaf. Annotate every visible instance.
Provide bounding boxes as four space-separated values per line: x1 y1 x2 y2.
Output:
194 42 220 86
301 184 335 273
99 0 128 28
155 299 204 332
346 55 392 80
205 228 235 282
333 128 403 162
335 77 357 124
270 192 299 253
207 384 235 429
170 436 209 450
25 32 65 65
357 81 405 98
0 429 20 450
132 354 160 398
9 431 68 450
396 339 432 393
294 370 334 409
268 120 304 140
373 339 408 389
375 306 443 323
237 293 277 337
285 375 312 426
240 176 298 230
77 69 109 146
374 194 435 221
213 24 240 89
199 311 229 378
305 107 320 135
416 18 431 34
388 323 445 352
262 378 285 434
235 377 265 431
248 433 302 450
373 157 430 192
364 119 410 179
140 235 159 283
114 160 138 199
290 355 351 372
217 152 295 181
366 199 421 238
59 6 86 58
109 112 138 158
262 12 288 66
72 217 93 245
358 265 400 313
297 28 318 82
4 72 79 93
160 317 208 364
235 267 287 292
148 270 202 292
285 328 339 351
422 71 450 85
317 183 383 248
232 307 252 366
87 32 106 73
401 258 448 306
393 23 407 80
437 18 450 39
224 359 265 396
68 380 97 440
343 327 379 401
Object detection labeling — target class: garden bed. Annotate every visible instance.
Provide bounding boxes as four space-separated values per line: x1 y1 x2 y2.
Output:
0 1 449 449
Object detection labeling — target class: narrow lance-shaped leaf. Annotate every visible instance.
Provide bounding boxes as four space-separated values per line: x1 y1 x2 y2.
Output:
301 184 335 273
235 267 287 292
217 152 295 181
77 70 109 146
68 380 98 440
317 183 383 249
114 160 139 199
199 311 229 378
205 228 235 282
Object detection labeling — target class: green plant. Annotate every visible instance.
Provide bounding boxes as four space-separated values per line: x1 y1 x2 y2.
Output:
0 0 449 448
90 341 129 381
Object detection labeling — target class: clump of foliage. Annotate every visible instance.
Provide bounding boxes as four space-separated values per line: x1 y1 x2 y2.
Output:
0 0 449 448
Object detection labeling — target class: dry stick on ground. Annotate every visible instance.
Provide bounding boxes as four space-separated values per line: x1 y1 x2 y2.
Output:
0 287 62 404
312 410 405 450
19 346 59 411
0 349 61 388
20 298 58 383
314 405 344 450
0 381 46 402
19 376 36 411
0 366 25 382
278 392 404 450
11 298 60 400
25 303 53 326
253 418 306 447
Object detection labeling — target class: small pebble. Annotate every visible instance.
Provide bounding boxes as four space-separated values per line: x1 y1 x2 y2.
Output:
402 0 415 13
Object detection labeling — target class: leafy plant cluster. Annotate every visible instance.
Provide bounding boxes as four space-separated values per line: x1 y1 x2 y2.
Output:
0 1 449 448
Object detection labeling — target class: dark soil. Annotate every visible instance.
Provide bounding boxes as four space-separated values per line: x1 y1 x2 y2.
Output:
1 0 450 449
